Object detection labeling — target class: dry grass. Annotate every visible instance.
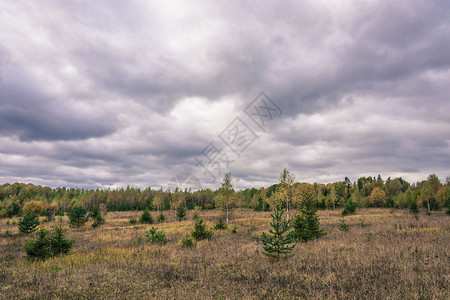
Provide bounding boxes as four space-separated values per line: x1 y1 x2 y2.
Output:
0 209 449 299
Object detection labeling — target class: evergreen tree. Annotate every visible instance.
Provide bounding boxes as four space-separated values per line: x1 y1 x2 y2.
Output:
18 213 39 234
140 208 153 224
23 226 74 260
157 212 166 222
68 206 89 228
175 206 187 221
213 217 227 230
191 219 213 240
342 197 357 216
292 199 326 242
49 226 75 256
261 206 296 259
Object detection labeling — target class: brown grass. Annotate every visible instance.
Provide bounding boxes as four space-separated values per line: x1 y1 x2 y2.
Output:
0 209 449 299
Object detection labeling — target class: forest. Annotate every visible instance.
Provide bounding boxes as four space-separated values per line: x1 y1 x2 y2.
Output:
0 173 449 218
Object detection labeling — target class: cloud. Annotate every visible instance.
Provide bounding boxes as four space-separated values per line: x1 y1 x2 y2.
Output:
0 0 448 189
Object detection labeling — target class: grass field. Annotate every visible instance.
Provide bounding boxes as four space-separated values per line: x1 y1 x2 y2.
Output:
0 208 449 299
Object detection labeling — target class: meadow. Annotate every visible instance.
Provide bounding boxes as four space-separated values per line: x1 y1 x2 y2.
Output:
0 208 448 299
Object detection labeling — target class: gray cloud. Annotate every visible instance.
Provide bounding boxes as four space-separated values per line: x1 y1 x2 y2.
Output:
0 0 448 189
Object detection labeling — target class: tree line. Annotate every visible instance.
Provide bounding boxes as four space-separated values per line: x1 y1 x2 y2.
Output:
0 173 449 218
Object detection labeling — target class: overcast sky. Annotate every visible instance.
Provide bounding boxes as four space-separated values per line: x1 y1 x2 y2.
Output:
0 0 449 190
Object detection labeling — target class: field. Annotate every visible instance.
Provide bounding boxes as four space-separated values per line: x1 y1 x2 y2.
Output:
0 208 449 299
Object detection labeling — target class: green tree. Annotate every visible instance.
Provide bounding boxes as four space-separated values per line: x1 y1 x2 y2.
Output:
23 226 74 260
140 208 153 224
342 197 357 216
176 206 187 221
215 172 234 224
191 219 213 240
261 206 296 259
146 227 167 245
270 168 295 220
18 213 39 234
68 206 89 228
292 197 326 242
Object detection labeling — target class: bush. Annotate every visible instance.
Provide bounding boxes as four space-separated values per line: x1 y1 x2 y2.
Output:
292 201 326 242
68 206 89 228
176 206 187 221
23 226 74 260
261 206 296 259
18 213 39 234
23 200 44 215
342 198 357 216
213 218 227 230
129 217 138 224
191 219 213 240
146 227 167 245
231 225 238 234
157 212 165 223
446 208 450 215
140 209 153 224
181 235 194 248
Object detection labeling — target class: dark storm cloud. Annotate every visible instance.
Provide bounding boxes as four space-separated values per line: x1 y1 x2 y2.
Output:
0 0 448 189
0 74 118 141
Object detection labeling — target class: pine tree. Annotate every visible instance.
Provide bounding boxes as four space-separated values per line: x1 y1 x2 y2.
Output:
191 219 213 240
342 197 357 216
68 206 89 228
176 206 187 221
261 206 296 259
140 208 153 224
49 226 75 256
213 218 227 230
292 199 326 242
18 213 39 234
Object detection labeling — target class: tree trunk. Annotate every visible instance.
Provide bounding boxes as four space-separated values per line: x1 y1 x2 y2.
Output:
226 204 229 224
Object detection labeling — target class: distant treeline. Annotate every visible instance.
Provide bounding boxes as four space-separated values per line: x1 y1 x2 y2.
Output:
0 174 449 218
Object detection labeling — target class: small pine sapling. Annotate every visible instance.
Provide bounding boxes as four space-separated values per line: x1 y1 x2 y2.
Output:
181 235 194 248
157 212 166 223
18 213 39 234
191 219 213 240
140 208 153 224
339 218 349 231
68 206 89 228
214 218 227 230
292 199 326 242
261 206 296 259
176 206 187 221
146 227 167 244
342 198 357 216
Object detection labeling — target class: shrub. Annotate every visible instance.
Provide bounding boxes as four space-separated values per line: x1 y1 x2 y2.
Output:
181 235 194 248
342 198 357 216
214 218 227 230
292 201 326 242
18 213 39 234
146 227 167 245
140 208 153 224
23 226 74 260
157 212 165 223
338 218 349 231
261 206 296 259
23 200 44 215
231 225 238 234
446 208 450 215
191 219 213 240
68 206 89 228
129 217 138 224
176 206 187 221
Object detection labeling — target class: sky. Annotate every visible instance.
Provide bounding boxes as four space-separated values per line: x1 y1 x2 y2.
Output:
0 0 449 190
